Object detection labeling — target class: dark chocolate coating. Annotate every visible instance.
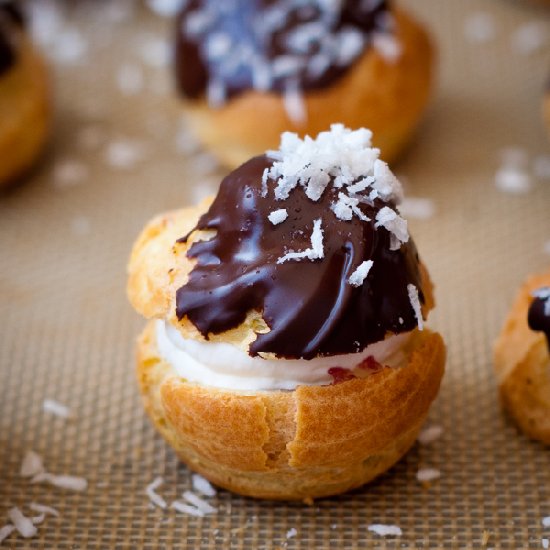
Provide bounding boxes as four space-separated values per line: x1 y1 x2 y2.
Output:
176 155 425 359
0 2 24 76
175 0 389 100
528 293 550 350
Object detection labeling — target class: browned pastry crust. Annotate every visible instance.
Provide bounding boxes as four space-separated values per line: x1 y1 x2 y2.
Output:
181 8 434 168
494 271 550 445
0 36 50 188
137 320 445 500
128 202 445 499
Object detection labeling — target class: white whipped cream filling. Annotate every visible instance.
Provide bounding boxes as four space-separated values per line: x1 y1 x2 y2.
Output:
155 320 411 391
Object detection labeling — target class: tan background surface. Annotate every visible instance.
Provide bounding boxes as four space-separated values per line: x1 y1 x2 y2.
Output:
1 0 550 548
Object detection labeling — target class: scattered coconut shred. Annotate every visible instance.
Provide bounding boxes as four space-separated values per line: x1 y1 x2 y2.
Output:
368 524 403 537
43 398 72 419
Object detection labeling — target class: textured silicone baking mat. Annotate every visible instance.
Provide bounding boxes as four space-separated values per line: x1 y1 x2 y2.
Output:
1 0 549 548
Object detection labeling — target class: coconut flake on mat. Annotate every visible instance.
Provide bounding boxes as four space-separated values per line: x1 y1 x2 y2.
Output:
105 140 147 169
191 474 217 497
286 528 298 539
407 284 424 331
53 159 88 188
268 209 288 225
182 491 217 514
399 197 435 220
171 501 205 517
495 165 532 195
31 514 45 526
139 35 171 68
0 524 14 544
464 12 495 44
51 27 88 65
145 477 167 510
146 0 185 17
543 516 550 528
511 22 548 56
368 524 402 537
43 399 71 419
116 63 144 96
416 467 441 483
418 425 443 445
348 260 373 288
29 503 59 518
20 451 45 478
278 219 323 264
8 508 37 539
542 538 549 549
31 472 88 492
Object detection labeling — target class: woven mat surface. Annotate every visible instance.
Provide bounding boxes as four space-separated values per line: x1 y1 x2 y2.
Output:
1 1 550 548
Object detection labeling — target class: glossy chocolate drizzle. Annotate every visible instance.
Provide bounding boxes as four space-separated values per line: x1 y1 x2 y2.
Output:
528 290 550 350
0 2 24 76
176 155 425 359
175 0 389 101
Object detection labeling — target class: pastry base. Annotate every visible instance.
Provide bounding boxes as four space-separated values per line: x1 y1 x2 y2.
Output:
494 271 550 445
136 321 445 500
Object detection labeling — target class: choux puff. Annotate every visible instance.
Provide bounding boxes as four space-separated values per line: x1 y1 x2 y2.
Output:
0 2 49 189
174 0 434 168
127 125 446 500
494 270 550 445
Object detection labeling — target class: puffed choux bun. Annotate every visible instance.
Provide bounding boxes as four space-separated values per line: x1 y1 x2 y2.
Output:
174 1 434 168
0 2 50 189
127 125 446 500
494 270 550 445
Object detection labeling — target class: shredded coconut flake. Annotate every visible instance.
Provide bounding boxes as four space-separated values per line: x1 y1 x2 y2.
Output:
375 207 408 250
372 32 402 62
283 81 307 125
20 451 45 478
407 284 424 330
0 524 14 543
29 503 59 518
146 0 184 17
542 538 549 549
512 22 548 56
145 477 167 509
8 508 37 539
348 260 373 287
495 166 532 195
399 197 435 220
418 425 443 445
286 527 298 539
278 218 323 264
191 474 216 497
542 516 550 528
416 467 441 482
105 140 146 169
43 399 71 419
32 472 88 492
182 491 217 514
268 209 288 225
171 501 205 517
368 524 402 537
53 159 88 188
464 12 495 44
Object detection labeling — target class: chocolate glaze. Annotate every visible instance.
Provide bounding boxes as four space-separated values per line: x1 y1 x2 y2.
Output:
175 0 389 101
176 155 425 360
0 2 24 76
528 293 550 350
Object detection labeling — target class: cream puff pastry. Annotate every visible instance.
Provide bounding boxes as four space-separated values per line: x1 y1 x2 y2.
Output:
494 271 550 445
127 125 446 499
174 0 434 168
0 2 49 189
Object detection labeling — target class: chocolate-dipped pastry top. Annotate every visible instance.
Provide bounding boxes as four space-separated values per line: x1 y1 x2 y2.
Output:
176 126 427 360
0 2 24 76
528 287 550 351
175 0 392 103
